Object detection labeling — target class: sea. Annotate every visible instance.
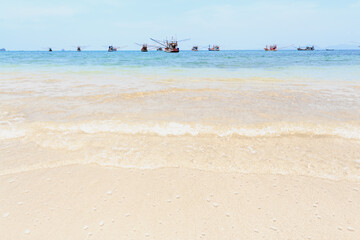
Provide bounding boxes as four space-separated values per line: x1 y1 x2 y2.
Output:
0 50 360 180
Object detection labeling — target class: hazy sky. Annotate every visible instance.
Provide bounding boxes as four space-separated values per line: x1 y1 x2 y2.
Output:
1 0 360 50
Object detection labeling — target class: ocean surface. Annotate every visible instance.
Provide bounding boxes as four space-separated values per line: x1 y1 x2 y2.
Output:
1 50 360 180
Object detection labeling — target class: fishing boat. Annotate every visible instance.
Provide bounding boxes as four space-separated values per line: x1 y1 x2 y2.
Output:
108 46 117 52
150 37 189 53
150 45 163 51
164 40 179 53
208 45 220 51
107 45 127 52
141 45 148 52
135 43 148 52
264 44 277 51
48 48 53 52
297 46 314 51
192 46 199 51
75 46 89 52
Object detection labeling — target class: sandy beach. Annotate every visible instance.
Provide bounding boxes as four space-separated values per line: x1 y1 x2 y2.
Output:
1 51 360 239
1 164 359 240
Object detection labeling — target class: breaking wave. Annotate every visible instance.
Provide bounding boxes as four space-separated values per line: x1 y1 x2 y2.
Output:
2 120 360 140
0 126 26 139
40 120 360 139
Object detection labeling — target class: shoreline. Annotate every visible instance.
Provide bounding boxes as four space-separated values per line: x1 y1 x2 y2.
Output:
1 161 360 183
1 134 359 181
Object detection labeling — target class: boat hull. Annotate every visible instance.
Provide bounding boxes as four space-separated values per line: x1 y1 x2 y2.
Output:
164 48 179 53
297 47 314 51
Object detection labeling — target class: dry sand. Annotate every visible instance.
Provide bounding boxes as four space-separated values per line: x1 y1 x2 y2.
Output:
1 164 359 240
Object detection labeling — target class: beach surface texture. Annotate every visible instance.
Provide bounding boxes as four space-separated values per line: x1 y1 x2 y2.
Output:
0 51 359 239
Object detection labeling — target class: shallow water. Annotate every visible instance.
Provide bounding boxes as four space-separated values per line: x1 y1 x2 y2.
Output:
1 50 360 180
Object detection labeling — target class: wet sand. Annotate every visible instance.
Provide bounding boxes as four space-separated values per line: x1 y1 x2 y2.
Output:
1 164 359 240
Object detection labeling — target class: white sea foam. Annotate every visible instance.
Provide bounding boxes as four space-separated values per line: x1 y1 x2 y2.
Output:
0 126 26 139
38 121 360 139
1 119 359 183
2 120 360 140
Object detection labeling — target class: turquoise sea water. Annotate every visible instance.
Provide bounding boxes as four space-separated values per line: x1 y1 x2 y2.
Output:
1 50 360 83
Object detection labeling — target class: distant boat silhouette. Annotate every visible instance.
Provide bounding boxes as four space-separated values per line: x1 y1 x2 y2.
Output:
208 45 220 51
297 46 314 51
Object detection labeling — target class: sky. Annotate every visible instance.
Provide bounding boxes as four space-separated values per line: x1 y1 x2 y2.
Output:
0 0 360 50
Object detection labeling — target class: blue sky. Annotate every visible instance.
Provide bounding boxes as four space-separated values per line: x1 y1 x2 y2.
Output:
1 0 360 50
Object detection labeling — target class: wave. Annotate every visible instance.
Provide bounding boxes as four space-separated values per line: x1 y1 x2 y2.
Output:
1 120 359 181
41 121 360 139
0 125 26 139
2 120 360 140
